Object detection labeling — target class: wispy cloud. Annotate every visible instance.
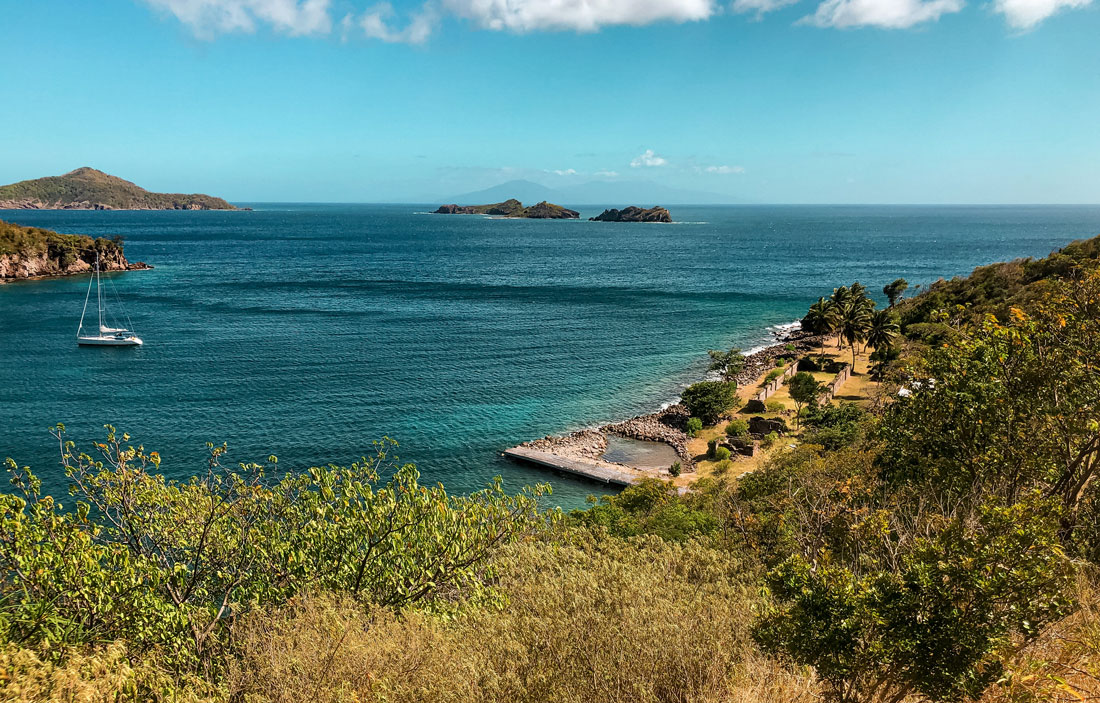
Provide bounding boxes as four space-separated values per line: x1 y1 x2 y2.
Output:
440 0 716 33
992 0 1092 29
702 164 746 174
352 2 438 43
801 0 964 27
731 0 800 17
630 149 668 168
594 170 620 177
552 168 578 176
142 0 331 37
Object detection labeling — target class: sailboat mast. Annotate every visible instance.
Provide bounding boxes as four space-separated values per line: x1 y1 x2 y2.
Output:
96 253 103 332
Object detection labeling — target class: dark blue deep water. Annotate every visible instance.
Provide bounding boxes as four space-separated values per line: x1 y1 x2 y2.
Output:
3 204 1099 507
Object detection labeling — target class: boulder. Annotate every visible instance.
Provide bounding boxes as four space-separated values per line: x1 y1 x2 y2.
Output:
741 399 767 413
748 416 789 437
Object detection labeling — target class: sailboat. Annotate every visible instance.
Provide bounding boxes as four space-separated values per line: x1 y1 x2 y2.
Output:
77 253 143 346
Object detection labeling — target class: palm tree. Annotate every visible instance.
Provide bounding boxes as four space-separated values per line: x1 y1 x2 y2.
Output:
802 297 838 361
866 309 901 353
830 286 852 349
838 300 872 369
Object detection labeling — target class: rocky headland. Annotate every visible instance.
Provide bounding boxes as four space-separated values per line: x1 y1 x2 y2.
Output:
589 206 672 223
0 220 150 280
0 167 238 211
433 198 579 219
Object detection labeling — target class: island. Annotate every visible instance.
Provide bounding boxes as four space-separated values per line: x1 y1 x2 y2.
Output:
0 167 239 210
433 198 579 219
589 206 672 223
0 220 150 279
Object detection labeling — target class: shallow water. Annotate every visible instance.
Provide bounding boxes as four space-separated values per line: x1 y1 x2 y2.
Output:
601 435 682 471
2 204 1099 508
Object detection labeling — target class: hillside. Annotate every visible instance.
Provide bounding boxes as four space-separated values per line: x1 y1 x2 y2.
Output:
0 219 149 278
0 167 237 210
433 198 579 219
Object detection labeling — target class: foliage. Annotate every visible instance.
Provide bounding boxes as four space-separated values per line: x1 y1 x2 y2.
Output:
802 402 867 450
755 496 1074 703
786 372 823 427
762 431 779 447
571 480 718 542
669 461 682 477
0 220 123 265
708 347 745 382
765 400 785 413
715 446 732 462
707 437 720 459
0 427 549 677
681 381 738 425
725 419 749 438
763 368 784 384
882 278 908 307
685 416 703 437
865 309 900 353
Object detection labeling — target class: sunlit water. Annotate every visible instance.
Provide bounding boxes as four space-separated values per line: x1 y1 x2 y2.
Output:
2 204 1099 508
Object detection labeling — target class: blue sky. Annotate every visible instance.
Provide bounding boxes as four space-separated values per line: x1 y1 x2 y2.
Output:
1 0 1097 203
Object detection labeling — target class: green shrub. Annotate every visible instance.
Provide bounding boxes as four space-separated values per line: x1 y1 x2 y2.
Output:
669 461 682 477
763 369 784 385
725 420 749 438
715 447 732 461
681 381 738 425
713 459 732 476
765 399 785 413
686 417 703 437
762 431 779 448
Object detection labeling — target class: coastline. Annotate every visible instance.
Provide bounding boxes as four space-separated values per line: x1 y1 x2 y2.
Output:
505 323 824 484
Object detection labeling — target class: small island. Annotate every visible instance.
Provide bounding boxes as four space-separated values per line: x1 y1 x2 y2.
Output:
0 167 239 211
0 220 150 279
590 206 672 223
433 198 579 219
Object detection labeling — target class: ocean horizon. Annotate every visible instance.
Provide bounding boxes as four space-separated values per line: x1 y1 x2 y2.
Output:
4 203 1100 508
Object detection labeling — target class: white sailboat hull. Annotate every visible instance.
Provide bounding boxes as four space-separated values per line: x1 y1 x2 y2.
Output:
78 335 143 346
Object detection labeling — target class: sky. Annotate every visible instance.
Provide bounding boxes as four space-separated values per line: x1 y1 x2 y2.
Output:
0 0 1097 203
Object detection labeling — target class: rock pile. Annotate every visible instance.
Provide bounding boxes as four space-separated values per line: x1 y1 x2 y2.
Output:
519 429 608 459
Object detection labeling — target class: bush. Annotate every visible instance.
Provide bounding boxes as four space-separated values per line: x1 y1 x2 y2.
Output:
669 461 682 477
714 459 732 476
762 431 779 448
715 447 732 461
707 437 720 459
763 369 784 385
681 381 738 425
686 417 703 437
765 399 785 413
803 403 867 450
725 419 749 438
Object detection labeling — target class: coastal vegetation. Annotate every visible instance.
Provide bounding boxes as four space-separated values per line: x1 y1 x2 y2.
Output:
0 167 237 210
433 198 579 219
4 235 1100 701
0 220 145 279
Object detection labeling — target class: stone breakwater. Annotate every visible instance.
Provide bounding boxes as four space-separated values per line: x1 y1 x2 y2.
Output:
519 429 608 460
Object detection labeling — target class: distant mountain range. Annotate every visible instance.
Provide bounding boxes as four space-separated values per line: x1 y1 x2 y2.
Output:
446 179 740 206
0 168 238 210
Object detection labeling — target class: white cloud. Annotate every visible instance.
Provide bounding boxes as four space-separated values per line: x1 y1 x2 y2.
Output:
552 168 578 175
440 0 716 32
993 0 1092 28
143 0 331 37
357 2 438 42
703 164 745 174
731 0 800 16
594 170 620 177
630 149 668 168
802 0 963 27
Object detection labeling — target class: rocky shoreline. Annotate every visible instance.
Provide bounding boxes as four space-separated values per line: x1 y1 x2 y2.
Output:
511 327 826 477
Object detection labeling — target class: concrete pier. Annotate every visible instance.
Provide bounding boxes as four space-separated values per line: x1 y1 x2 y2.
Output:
502 447 641 486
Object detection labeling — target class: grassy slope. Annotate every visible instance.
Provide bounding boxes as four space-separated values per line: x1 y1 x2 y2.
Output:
0 167 236 210
0 219 122 264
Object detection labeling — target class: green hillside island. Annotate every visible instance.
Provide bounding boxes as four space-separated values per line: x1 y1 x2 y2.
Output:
0 167 239 210
4 235 1100 702
0 219 148 278
433 198 579 218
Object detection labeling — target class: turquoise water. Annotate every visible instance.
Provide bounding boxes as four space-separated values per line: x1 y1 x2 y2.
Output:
2 204 1099 508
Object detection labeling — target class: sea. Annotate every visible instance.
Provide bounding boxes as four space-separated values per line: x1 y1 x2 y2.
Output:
2 204 1099 508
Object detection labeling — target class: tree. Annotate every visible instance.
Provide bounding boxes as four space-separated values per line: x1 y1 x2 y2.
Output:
754 497 1074 703
680 381 738 426
883 278 908 307
865 309 900 354
837 299 872 369
786 372 823 428
0 426 549 677
802 297 839 360
707 347 745 382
